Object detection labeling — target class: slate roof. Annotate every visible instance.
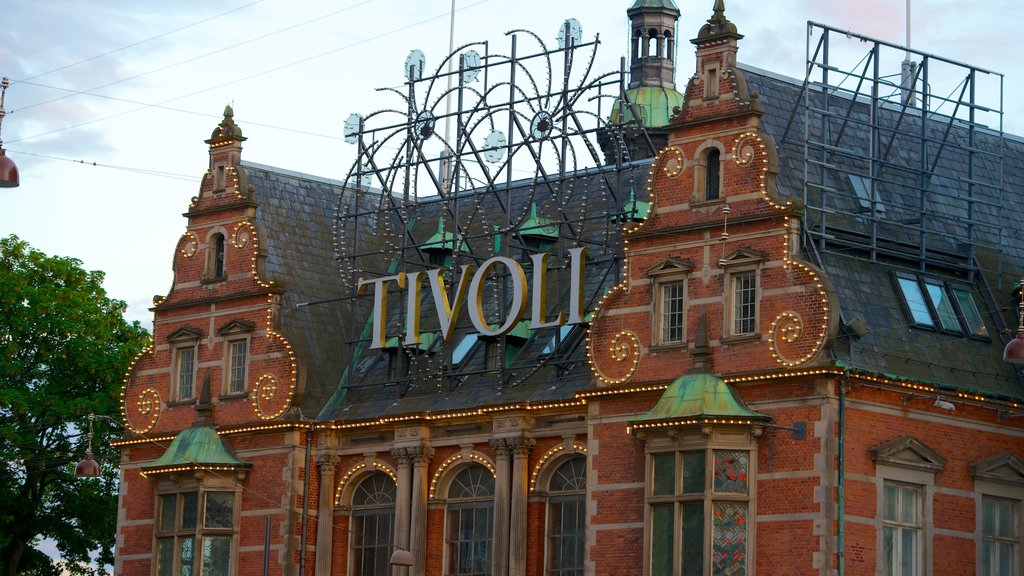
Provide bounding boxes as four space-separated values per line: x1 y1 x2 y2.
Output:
238 63 1024 422
242 162 367 414
743 65 1024 400
318 161 653 421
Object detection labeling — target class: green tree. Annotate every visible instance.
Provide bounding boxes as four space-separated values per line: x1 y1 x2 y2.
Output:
0 235 150 576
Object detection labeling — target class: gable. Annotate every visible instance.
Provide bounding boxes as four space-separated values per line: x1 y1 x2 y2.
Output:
870 435 947 473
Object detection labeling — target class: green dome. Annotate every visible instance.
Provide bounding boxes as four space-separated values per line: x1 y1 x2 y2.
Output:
610 86 684 129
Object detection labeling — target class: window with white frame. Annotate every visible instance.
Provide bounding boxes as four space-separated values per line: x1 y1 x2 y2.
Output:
176 346 196 401
446 464 495 576
881 481 922 576
349 472 396 576
721 249 765 339
226 340 247 395
870 436 946 576
156 490 236 576
649 259 693 347
972 452 1024 576
730 271 757 335
981 496 1018 576
546 456 586 576
660 281 686 344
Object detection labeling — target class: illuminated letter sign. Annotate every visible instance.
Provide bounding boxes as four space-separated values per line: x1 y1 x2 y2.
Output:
360 250 587 349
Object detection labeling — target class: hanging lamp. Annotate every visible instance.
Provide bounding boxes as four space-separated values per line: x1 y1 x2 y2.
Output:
75 413 101 477
0 77 18 188
1004 278 1024 364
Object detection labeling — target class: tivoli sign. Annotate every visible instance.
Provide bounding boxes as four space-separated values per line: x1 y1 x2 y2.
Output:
358 248 588 349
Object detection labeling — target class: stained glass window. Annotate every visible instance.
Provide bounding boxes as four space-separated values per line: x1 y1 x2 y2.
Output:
712 502 748 576
647 449 750 576
156 491 235 576
713 451 748 494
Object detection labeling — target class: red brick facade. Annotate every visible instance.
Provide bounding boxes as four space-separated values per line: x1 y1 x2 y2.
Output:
114 5 1023 576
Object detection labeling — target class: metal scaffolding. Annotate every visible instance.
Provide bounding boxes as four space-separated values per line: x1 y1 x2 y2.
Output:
781 22 1006 275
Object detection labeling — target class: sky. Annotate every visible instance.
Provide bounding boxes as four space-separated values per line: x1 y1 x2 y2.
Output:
0 0 1020 328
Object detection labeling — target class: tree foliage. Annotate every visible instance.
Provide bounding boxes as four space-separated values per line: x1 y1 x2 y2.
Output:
0 235 150 576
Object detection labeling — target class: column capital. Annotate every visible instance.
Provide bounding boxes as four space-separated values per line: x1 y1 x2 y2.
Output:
316 455 341 474
510 438 535 459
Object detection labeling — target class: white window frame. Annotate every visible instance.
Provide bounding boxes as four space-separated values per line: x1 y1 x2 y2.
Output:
648 259 693 348
347 471 397 576
871 436 946 576
721 249 766 341
175 346 197 401
543 454 587 576
972 453 1024 576
226 339 248 395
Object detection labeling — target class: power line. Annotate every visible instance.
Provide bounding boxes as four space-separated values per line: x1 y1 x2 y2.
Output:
14 0 268 85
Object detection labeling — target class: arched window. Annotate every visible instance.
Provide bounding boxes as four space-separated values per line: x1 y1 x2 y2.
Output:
207 233 226 280
705 149 721 201
665 31 674 60
446 464 495 575
547 456 587 576
350 472 396 576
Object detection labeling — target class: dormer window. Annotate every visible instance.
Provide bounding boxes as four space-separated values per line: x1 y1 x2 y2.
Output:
705 149 721 200
721 248 766 340
695 146 724 204
649 259 694 347
894 274 988 337
704 65 719 99
214 164 226 192
206 233 226 281
218 320 254 397
167 327 202 402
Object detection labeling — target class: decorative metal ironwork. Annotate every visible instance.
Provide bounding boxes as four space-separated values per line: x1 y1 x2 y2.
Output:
333 20 647 393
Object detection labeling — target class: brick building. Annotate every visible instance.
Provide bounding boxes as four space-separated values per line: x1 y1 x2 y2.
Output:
113 2 1024 576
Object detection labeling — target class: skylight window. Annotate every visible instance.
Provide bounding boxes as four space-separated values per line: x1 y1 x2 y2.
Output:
543 325 575 355
895 274 988 338
452 333 479 366
849 175 886 215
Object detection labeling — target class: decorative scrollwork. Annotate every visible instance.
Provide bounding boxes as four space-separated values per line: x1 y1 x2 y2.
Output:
660 147 684 177
768 311 817 367
253 374 289 420
232 223 250 249
733 133 758 166
589 329 640 386
181 232 199 258
125 388 161 434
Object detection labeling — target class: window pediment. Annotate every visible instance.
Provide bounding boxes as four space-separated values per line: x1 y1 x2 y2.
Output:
217 319 255 336
167 326 203 343
648 258 694 277
870 435 947 473
721 247 767 268
971 452 1024 487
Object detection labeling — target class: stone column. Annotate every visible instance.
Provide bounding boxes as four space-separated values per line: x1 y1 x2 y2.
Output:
409 447 433 576
509 439 534 576
490 439 511 576
314 456 341 576
391 449 414 576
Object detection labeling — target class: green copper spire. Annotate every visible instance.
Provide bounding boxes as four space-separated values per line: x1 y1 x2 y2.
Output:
628 0 679 10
